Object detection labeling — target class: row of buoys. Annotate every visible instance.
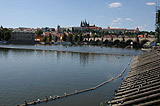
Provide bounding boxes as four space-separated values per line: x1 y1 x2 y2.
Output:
17 58 132 106
128 58 132 66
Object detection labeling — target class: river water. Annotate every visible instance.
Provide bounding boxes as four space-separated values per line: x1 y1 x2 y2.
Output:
0 45 144 106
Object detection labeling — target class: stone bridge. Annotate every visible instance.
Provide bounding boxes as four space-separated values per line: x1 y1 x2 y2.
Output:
84 37 156 44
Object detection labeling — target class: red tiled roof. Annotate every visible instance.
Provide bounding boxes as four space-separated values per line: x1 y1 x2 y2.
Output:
88 27 102 29
103 28 126 30
126 29 136 31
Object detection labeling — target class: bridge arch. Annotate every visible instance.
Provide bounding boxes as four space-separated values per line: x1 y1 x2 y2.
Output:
95 39 100 45
96 39 100 42
114 39 120 43
126 39 133 46
119 41 126 47
114 40 120 46
140 39 149 47
103 39 108 45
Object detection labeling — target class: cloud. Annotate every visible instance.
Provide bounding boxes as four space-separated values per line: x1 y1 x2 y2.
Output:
113 18 122 22
108 2 122 8
146 2 156 6
111 21 122 28
125 18 133 21
135 25 147 30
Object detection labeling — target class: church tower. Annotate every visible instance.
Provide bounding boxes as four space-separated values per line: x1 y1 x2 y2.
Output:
80 19 89 27
80 21 83 27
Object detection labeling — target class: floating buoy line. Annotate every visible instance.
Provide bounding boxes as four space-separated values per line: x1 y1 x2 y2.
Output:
15 58 132 106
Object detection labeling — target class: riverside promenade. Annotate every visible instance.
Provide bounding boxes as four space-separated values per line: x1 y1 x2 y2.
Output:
108 49 160 106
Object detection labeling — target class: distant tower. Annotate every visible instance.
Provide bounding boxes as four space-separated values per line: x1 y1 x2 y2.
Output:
85 19 87 24
80 21 83 27
0 25 3 29
84 19 87 27
57 25 61 33
80 19 91 27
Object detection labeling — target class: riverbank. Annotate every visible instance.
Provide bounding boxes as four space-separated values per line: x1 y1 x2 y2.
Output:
107 49 160 106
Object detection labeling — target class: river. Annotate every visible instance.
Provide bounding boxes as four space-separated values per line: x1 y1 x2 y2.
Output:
0 45 145 106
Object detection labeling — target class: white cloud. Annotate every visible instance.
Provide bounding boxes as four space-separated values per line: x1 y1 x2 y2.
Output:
126 18 133 21
113 18 122 22
144 24 147 27
108 2 122 8
135 25 147 30
110 24 120 28
110 21 122 28
146 2 156 6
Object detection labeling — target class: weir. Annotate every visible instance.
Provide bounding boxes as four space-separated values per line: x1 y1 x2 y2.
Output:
107 49 160 106
17 58 132 106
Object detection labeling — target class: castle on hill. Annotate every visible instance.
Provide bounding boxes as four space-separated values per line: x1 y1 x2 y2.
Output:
80 19 95 27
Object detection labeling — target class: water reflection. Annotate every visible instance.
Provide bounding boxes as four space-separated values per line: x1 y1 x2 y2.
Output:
0 48 9 58
80 53 89 66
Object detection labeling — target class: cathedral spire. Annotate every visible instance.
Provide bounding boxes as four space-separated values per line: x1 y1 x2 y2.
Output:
80 21 83 27
85 19 87 24
0 25 3 29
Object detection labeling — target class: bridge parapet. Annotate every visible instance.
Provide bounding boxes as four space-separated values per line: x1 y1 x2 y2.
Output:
84 37 156 43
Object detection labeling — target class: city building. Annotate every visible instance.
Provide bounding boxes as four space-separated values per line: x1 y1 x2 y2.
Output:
10 30 35 44
80 19 102 31
42 27 55 32
56 20 102 33
12 27 37 32
102 26 139 34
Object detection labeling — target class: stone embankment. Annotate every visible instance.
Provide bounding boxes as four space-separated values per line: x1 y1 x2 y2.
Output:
108 49 160 106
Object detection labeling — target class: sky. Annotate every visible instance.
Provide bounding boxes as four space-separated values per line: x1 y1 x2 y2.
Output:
0 0 160 31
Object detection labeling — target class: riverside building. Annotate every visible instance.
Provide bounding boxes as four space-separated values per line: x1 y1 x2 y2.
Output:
102 26 139 35
10 30 35 44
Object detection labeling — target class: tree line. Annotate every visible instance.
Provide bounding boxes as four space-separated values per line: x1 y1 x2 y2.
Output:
0 27 11 41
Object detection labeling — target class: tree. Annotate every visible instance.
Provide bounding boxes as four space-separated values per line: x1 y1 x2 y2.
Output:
67 29 71 33
54 36 58 42
87 34 90 40
43 36 47 42
122 36 125 42
92 33 96 41
111 36 113 41
149 31 155 35
36 30 43 36
0 29 3 40
62 33 67 41
105 31 109 35
73 34 78 42
49 33 52 42
68 34 73 42
78 34 83 42
0 28 11 41
3 31 11 41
